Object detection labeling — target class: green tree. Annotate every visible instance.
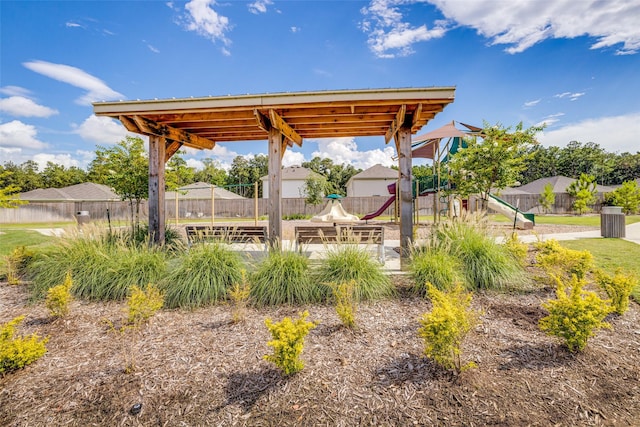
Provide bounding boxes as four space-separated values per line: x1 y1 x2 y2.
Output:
228 154 268 197
165 152 195 191
0 170 27 208
90 136 149 231
538 182 556 214
193 158 227 186
302 174 327 206
607 180 640 215
41 162 86 188
567 173 597 215
302 157 361 196
448 122 542 208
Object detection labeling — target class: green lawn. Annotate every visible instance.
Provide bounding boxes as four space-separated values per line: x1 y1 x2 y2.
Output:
560 238 640 302
0 229 56 256
490 214 640 226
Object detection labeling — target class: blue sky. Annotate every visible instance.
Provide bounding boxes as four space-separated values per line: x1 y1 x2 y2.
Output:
1 0 639 172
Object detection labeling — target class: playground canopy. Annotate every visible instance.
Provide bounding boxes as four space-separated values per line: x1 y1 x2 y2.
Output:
411 121 482 159
93 87 455 256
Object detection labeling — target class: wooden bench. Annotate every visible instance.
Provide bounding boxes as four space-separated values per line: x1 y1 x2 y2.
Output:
185 225 268 250
294 225 385 264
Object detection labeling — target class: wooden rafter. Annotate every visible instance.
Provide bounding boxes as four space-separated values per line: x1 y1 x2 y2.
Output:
269 109 303 146
165 139 183 163
384 104 406 144
410 103 423 132
130 115 215 150
254 109 270 132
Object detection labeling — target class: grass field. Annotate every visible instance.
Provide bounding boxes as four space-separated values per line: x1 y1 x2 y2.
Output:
490 214 640 226
560 238 640 301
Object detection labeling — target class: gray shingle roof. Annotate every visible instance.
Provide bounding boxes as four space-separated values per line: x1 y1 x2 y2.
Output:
350 164 397 179
20 183 119 201
166 182 245 200
515 176 615 194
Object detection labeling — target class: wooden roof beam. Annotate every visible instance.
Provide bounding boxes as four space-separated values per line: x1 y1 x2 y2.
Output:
165 139 183 163
384 104 406 144
129 115 215 150
269 109 303 147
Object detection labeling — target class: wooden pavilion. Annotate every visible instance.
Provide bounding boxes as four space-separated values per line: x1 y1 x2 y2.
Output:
93 87 455 258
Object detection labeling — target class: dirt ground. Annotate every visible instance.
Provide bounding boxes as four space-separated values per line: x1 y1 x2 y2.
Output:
2 221 639 426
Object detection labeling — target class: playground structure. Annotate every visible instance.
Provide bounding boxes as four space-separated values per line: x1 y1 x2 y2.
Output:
311 195 360 223
361 121 535 229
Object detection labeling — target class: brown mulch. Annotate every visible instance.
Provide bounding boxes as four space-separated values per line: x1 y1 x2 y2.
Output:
2 275 639 426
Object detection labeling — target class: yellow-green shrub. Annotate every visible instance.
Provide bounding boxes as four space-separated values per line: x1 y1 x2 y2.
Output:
3 246 36 285
1 316 48 375
264 311 317 376
127 284 164 326
535 240 593 281
595 269 637 315
229 270 250 323
539 275 612 352
417 283 480 374
504 232 528 266
45 272 73 318
328 280 357 328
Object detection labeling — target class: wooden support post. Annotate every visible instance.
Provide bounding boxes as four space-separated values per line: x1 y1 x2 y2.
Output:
211 185 215 226
268 127 283 247
254 181 259 226
148 135 166 245
395 125 413 263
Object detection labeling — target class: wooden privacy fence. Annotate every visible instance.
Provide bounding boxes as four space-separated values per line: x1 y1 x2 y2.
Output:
0 192 611 224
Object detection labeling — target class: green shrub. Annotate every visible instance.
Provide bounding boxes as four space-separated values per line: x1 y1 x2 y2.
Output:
539 275 612 352
229 270 251 323
433 220 523 290
417 283 480 374
45 272 73 318
536 240 593 281
314 245 394 301
504 232 528 266
409 245 464 294
328 280 357 328
127 284 164 325
0 316 48 375
162 243 243 309
264 311 317 376
2 245 36 284
595 268 637 315
29 233 168 301
250 249 320 306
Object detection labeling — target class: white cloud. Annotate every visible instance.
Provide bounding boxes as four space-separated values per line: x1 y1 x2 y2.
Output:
523 99 540 108
32 153 80 170
73 115 129 145
282 150 305 167
186 158 205 170
311 137 396 169
427 0 640 55
535 112 565 128
554 91 585 101
0 86 32 97
145 41 160 53
183 0 232 50
290 26 300 33
209 144 242 170
23 60 124 105
0 120 48 149
538 112 640 153
361 0 448 58
65 22 83 28
0 96 59 117
248 0 273 14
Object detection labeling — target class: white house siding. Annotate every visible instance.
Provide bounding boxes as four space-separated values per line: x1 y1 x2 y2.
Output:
348 179 396 197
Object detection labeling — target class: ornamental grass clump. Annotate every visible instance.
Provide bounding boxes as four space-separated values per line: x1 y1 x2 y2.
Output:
264 311 317 376
433 219 524 290
45 271 73 318
161 243 243 309
314 245 394 301
250 249 319 306
418 283 480 374
1 316 48 375
539 275 612 352
409 244 464 294
595 268 637 315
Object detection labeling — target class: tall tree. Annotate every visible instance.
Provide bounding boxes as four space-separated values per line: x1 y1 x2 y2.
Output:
0 170 27 208
567 173 597 215
448 122 542 207
165 152 195 190
193 158 227 186
41 162 87 188
227 154 268 197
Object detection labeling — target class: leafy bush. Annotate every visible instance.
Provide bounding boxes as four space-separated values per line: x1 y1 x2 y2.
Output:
604 180 640 215
314 245 394 301
504 232 528 266
229 270 251 323
328 280 357 328
409 245 464 293
539 275 612 352
417 283 480 374
535 239 593 281
250 249 320 306
29 231 168 301
0 316 48 375
45 272 73 318
264 311 317 376
162 243 243 309
433 220 524 290
127 284 164 325
595 269 637 315
2 246 36 284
